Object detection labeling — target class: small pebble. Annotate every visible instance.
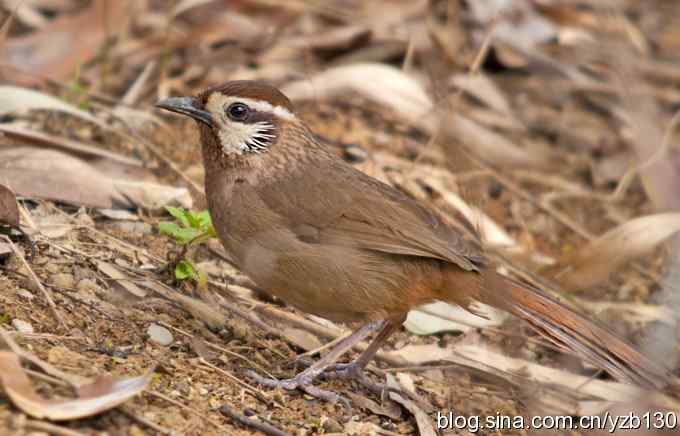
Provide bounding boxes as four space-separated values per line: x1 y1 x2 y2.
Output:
16 289 34 300
147 323 173 346
12 319 34 334
323 418 343 433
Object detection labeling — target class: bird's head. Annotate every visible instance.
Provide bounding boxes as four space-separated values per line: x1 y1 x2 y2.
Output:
156 81 302 166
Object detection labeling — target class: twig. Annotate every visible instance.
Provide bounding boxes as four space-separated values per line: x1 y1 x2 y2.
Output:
1 235 66 330
24 420 86 436
219 404 290 436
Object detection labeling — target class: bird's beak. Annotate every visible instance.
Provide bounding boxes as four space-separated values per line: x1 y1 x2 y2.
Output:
155 96 214 127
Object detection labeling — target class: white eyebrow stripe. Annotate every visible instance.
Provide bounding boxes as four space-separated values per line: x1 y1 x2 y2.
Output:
206 93 295 121
237 97 295 121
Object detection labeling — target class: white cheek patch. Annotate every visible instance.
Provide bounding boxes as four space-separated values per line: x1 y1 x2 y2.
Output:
217 121 263 155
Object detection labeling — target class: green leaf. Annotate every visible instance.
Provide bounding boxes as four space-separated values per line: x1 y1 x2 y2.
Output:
159 222 202 244
173 228 203 245
195 210 212 229
165 206 190 227
158 221 181 236
175 260 198 281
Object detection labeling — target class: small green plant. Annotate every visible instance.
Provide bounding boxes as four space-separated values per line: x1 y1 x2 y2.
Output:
159 207 216 286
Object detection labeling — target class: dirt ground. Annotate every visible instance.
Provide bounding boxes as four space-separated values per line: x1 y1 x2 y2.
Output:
1 1 680 435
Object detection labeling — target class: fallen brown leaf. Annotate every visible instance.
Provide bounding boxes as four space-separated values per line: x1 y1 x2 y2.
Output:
0 183 19 228
0 85 102 126
0 147 191 210
547 213 680 290
4 0 128 80
386 373 437 436
281 327 323 351
0 351 153 421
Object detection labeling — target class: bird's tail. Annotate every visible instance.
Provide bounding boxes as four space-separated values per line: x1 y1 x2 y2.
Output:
469 270 668 389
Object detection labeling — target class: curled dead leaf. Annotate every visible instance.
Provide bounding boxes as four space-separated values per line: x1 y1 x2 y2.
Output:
405 301 506 335
547 213 680 290
0 86 102 126
0 183 19 228
0 351 153 421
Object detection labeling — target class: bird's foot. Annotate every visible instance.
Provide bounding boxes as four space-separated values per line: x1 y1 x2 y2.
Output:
247 368 352 413
323 363 428 407
322 362 390 397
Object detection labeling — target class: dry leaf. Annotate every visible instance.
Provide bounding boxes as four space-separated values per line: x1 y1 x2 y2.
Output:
0 351 153 421
283 63 550 167
113 179 192 210
0 147 121 208
405 301 506 335
0 147 191 210
548 213 680 290
283 63 431 124
0 183 19 228
386 373 437 436
96 261 148 299
383 344 679 414
0 86 102 126
281 328 322 351
4 0 128 80
0 123 143 167
450 74 511 115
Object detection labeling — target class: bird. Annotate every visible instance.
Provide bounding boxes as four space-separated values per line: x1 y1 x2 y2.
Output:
156 80 668 404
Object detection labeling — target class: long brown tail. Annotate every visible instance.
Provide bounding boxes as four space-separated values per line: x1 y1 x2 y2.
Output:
474 271 669 389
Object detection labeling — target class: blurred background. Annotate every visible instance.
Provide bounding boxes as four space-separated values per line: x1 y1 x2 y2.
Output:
1 1 680 435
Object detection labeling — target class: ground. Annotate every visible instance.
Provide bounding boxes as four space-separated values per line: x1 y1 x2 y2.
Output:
1 1 680 435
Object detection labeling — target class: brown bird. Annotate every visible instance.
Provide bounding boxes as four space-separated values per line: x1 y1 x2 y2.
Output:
157 81 668 403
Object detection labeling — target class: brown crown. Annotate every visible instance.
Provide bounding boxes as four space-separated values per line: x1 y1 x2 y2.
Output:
198 80 294 112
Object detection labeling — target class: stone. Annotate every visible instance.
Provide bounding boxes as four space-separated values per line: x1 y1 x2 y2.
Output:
12 319 34 333
147 323 173 346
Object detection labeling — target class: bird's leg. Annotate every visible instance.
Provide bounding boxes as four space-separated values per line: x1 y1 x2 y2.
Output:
321 316 405 394
322 315 430 407
323 317 402 381
247 320 384 404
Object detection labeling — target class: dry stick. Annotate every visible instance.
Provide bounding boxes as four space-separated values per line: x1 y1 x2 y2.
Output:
146 390 229 432
24 420 86 436
1 235 66 330
119 406 174 436
220 404 290 436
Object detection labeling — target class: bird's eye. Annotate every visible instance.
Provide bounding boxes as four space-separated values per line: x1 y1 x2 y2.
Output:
226 102 249 121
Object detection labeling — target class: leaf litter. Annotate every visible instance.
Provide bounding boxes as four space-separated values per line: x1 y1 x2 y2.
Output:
0 1 680 435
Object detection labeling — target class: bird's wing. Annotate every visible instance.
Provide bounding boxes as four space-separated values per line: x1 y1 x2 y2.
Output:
255 158 485 272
